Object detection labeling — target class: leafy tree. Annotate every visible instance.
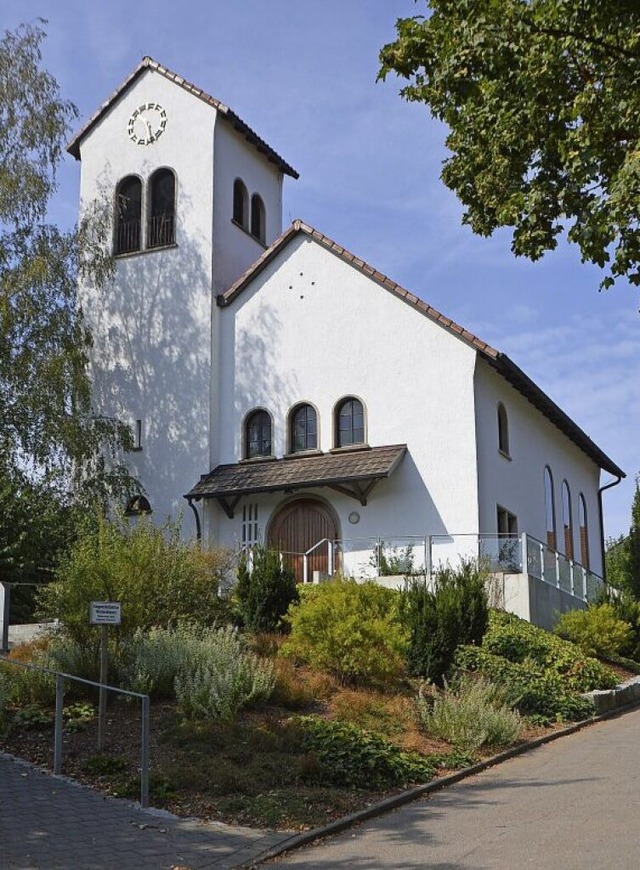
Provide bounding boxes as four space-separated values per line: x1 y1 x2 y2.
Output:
379 1 640 288
604 477 640 598
0 22 135 594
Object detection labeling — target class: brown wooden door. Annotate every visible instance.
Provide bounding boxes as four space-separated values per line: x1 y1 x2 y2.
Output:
267 499 338 582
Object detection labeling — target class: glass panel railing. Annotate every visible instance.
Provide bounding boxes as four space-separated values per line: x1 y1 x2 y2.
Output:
478 535 522 573
558 554 572 592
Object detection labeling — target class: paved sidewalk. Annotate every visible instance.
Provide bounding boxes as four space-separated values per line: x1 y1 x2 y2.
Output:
0 752 294 869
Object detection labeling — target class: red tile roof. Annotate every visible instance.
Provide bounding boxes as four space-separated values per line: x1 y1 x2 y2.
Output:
67 57 298 178
217 221 624 479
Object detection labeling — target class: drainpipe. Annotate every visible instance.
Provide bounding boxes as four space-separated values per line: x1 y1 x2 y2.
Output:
598 474 623 583
187 497 202 542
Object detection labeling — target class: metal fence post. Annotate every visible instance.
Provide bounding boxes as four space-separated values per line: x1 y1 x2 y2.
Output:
54 673 64 775
140 694 150 808
0 582 10 654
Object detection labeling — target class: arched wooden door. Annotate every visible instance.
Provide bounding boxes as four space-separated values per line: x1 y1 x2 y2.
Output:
267 498 339 582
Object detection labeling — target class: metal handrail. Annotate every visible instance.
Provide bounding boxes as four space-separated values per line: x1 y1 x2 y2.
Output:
0 656 150 807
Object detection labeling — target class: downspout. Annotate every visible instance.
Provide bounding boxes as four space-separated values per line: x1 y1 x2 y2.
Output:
598 474 623 582
186 497 202 542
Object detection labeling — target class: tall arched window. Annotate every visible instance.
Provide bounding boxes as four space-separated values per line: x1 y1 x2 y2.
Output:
114 175 142 254
579 493 590 568
148 168 176 248
497 402 510 456
335 397 365 447
245 410 272 459
562 480 574 560
233 178 248 228
290 403 317 453
250 193 266 244
544 466 556 550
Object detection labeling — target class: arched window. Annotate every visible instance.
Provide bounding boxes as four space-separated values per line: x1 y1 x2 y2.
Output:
562 480 574 560
124 494 152 516
335 397 365 447
290 403 317 453
544 466 556 550
250 193 266 244
245 410 272 459
233 178 248 228
148 168 176 248
497 402 510 456
579 493 590 568
114 175 142 254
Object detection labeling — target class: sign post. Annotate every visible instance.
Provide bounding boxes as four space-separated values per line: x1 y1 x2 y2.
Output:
90 601 121 750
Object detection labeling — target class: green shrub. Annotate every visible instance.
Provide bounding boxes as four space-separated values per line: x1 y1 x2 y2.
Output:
554 604 633 659
174 626 275 720
481 610 617 691
37 513 234 645
0 657 57 707
455 646 597 722
118 626 207 698
400 560 489 685
296 716 434 789
416 674 522 750
235 545 299 633
281 578 407 686
609 595 640 661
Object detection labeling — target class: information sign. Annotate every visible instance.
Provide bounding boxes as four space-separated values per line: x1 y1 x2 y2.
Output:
90 601 122 625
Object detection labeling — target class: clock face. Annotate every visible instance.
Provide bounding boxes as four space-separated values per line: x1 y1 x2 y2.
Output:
127 102 167 145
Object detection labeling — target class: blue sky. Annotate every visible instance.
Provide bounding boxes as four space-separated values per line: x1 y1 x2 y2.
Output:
3 1 638 538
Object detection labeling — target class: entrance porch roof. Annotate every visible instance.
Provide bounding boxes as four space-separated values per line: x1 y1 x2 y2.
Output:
184 444 407 518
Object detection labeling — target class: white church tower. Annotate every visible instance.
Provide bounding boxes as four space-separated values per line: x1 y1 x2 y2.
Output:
68 58 298 534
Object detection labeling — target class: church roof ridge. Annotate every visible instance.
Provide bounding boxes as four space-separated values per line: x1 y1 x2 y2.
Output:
66 56 298 178
217 220 624 479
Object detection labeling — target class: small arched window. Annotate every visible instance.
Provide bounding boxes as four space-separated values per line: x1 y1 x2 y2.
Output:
290 403 317 453
148 168 176 248
251 193 266 244
233 178 248 228
124 494 152 516
114 175 142 254
544 466 556 550
497 402 510 456
579 493 590 568
562 480 574 560
335 397 365 448
245 410 272 459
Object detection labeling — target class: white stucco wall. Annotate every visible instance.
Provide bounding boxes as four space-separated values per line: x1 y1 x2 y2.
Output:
474 360 604 575
210 233 481 551
76 67 287 532
211 120 284 295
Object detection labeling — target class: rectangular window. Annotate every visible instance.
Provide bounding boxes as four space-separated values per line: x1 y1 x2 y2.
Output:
131 418 143 451
497 505 518 536
242 504 260 546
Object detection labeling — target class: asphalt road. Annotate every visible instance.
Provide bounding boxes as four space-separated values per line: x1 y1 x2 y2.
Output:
273 706 640 869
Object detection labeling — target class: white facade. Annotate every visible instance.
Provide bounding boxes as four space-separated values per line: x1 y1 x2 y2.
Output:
72 58 622 600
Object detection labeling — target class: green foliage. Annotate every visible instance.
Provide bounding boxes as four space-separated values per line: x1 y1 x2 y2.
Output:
379 1 640 290
37 514 234 645
554 604 633 659
454 610 618 722
400 561 489 685
235 545 299 633
606 535 630 591
627 481 640 599
482 610 618 690
417 674 522 750
370 541 415 576
296 716 434 789
118 626 207 698
455 646 595 723
174 626 276 720
0 658 57 707
281 578 407 687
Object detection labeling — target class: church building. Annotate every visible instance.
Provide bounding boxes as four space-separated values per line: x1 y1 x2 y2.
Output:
68 58 624 627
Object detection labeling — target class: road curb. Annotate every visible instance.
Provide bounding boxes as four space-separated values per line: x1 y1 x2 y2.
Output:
244 698 640 867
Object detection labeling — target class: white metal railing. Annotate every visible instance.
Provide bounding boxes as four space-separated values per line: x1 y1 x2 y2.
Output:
293 532 603 602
